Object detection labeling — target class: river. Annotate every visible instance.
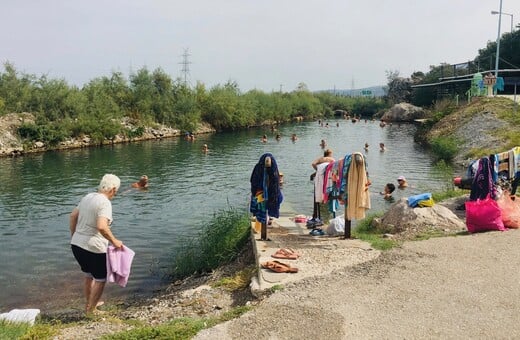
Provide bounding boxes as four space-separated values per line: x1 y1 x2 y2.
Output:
0 119 448 312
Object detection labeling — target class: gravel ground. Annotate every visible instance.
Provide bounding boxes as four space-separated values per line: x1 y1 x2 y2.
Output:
195 228 520 340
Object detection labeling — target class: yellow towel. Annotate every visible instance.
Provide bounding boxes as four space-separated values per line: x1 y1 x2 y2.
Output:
346 152 371 220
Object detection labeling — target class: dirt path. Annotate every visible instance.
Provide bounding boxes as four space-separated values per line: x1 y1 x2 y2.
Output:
195 229 520 339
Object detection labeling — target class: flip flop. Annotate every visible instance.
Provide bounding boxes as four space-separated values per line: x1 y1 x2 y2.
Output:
272 249 299 260
282 248 301 257
261 260 299 273
276 248 301 258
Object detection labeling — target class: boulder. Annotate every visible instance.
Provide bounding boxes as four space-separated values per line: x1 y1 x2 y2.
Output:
372 198 466 235
381 103 425 122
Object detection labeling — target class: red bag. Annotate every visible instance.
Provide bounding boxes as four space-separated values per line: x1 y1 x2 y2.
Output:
497 194 520 228
465 196 505 233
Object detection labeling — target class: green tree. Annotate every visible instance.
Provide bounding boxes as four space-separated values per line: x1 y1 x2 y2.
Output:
82 78 122 119
30 76 81 121
102 71 131 113
385 70 412 104
201 83 246 130
129 67 156 120
151 68 175 124
475 30 520 72
0 62 34 114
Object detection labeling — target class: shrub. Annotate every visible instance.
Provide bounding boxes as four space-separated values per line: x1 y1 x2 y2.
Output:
430 136 459 162
168 208 251 280
17 121 68 146
126 126 145 139
353 213 399 250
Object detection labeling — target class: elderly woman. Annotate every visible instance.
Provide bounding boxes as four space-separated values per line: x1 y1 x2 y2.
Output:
70 174 124 315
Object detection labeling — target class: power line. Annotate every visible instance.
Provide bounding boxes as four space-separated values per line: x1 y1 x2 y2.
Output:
179 48 192 86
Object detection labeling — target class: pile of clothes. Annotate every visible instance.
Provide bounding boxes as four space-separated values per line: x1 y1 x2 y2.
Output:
313 152 371 221
458 146 520 233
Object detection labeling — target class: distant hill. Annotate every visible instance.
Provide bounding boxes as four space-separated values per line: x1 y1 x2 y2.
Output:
318 85 386 97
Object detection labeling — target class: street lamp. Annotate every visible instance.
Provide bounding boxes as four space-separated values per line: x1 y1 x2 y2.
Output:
491 10 514 33
492 0 504 77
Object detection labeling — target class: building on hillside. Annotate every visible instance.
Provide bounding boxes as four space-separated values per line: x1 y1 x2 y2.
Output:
412 62 520 103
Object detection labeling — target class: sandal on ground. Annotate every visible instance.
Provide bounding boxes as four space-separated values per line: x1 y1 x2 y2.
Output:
271 248 300 260
261 260 299 273
282 248 301 257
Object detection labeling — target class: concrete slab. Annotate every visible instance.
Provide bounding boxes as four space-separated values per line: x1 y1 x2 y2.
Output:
250 210 380 297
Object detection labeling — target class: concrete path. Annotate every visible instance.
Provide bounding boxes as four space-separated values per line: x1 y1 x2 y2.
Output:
195 217 520 339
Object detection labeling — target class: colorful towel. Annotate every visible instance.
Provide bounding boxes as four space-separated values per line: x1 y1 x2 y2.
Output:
346 152 371 219
470 157 495 201
249 153 282 223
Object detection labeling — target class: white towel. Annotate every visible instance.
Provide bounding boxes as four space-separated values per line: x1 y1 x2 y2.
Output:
0 308 40 325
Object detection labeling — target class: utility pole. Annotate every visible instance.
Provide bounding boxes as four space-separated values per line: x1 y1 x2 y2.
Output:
179 48 192 87
494 0 503 77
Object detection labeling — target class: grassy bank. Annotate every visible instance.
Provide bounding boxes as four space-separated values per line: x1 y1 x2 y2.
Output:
0 207 254 339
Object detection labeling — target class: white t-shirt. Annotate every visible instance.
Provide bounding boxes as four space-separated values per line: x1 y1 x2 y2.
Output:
70 192 113 254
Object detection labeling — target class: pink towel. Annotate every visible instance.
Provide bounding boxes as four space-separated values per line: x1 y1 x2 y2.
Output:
106 245 135 287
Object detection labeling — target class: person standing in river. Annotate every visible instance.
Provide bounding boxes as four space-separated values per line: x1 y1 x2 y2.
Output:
70 174 124 315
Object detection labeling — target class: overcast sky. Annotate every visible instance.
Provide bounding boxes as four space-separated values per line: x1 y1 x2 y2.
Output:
2 1 519 92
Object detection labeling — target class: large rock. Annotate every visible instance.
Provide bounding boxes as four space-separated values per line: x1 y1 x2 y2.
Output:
372 198 466 236
381 103 425 122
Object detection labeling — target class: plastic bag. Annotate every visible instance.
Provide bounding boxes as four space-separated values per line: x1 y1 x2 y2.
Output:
496 193 520 228
408 193 432 208
465 196 505 233
326 215 345 236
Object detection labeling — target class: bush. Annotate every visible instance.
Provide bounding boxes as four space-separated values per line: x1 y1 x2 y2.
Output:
168 208 251 280
126 126 145 139
17 121 68 146
430 136 459 162
353 213 399 250
18 122 41 140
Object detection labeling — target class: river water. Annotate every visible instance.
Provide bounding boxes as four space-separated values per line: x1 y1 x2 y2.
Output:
0 120 448 312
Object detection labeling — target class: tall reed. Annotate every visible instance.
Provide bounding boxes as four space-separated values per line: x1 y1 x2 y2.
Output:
168 207 251 280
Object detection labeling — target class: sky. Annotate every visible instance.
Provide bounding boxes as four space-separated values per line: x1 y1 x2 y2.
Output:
2 0 519 92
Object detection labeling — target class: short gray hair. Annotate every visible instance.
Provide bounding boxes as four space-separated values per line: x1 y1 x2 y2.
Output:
99 174 121 192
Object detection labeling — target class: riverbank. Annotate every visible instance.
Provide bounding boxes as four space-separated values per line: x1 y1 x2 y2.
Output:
47 199 520 339
50 211 383 339
0 113 216 157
